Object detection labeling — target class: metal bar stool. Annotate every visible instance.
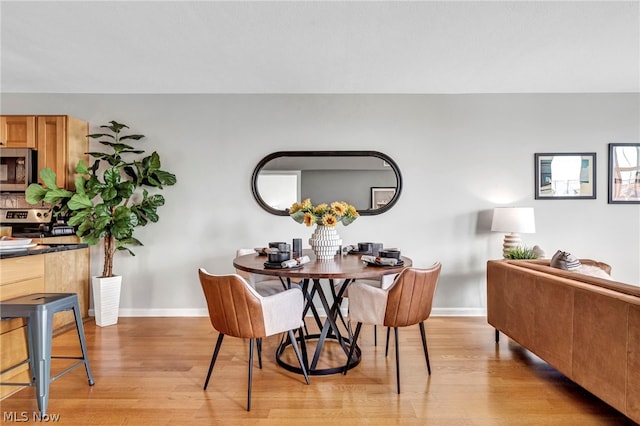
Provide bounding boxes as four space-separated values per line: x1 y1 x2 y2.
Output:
0 293 95 415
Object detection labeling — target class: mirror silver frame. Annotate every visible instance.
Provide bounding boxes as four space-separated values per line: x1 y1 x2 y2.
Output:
251 150 402 216
534 152 597 200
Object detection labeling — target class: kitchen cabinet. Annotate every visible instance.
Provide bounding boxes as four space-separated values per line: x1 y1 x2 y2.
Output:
36 115 89 190
0 255 45 399
0 114 89 189
0 247 89 400
44 248 90 331
0 116 36 148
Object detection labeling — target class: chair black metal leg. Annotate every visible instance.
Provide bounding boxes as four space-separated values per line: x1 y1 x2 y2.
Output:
394 327 400 394
204 333 224 390
343 322 362 375
247 338 254 411
419 322 431 375
495 328 500 343
374 325 377 346
298 326 309 370
257 338 263 369
385 327 391 357
288 329 310 385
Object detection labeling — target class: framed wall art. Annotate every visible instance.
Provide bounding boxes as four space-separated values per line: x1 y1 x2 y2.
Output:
608 143 640 204
371 187 396 209
534 152 596 199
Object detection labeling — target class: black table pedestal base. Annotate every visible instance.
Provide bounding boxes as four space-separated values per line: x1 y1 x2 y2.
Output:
276 333 361 376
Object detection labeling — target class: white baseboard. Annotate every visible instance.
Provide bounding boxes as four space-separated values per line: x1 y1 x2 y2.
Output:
432 307 486 316
89 308 209 317
89 307 487 318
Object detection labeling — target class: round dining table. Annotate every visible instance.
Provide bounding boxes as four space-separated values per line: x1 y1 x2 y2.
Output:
233 249 412 375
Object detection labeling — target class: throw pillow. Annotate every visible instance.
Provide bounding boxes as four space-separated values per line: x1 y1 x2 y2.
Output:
574 264 612 280
550 250 582 271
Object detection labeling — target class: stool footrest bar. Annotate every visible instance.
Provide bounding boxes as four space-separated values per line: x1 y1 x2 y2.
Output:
50 361 85 383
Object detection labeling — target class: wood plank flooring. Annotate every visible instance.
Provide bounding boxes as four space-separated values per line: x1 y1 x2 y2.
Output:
0 317 635 425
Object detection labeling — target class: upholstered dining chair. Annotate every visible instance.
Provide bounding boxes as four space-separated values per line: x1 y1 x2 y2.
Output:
236 248 289 296
343 263 442 394
352 274 397 346
198 269 310 411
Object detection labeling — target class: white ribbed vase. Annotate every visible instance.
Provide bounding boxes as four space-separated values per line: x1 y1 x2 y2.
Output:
309 225 342 260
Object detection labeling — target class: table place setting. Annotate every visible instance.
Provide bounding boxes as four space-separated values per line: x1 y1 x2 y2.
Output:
344 242 384 255
261 242 312 269
361 249 404 267
280 255 311 268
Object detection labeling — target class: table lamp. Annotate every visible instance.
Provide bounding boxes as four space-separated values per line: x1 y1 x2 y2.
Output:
491 207 536 258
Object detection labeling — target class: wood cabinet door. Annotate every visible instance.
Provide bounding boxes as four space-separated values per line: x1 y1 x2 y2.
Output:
0 116 36 148
36 115 88 190
65 116 89 190
36 116 67 188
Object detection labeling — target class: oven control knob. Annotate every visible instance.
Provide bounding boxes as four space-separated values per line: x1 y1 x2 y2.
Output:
36 212 42 217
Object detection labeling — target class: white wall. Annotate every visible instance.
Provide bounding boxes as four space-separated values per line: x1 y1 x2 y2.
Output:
2 93 639 316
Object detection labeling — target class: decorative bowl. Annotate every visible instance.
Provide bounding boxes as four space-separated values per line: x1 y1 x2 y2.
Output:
268 251 291 263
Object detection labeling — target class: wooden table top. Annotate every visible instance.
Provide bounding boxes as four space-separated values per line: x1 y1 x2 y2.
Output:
233 249 412 280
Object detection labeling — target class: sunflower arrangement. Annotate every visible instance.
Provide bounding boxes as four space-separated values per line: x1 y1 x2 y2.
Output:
289 199 359 227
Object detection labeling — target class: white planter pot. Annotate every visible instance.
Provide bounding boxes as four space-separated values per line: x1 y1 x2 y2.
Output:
92 275 122 327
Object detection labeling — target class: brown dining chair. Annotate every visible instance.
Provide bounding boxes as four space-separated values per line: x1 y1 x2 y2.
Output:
198 268 310 411
343 263 441 393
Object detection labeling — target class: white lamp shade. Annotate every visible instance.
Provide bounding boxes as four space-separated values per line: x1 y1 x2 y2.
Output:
491 207 536 234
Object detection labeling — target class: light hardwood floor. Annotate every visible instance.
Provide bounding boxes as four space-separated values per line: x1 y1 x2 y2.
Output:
0 317 635 425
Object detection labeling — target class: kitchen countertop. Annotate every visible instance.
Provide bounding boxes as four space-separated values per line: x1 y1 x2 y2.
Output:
0 243 89 259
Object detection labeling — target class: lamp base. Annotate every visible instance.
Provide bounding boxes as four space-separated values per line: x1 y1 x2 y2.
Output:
502 233 522 258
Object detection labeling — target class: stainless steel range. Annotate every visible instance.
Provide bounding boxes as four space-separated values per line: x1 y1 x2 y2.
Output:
0 207 75 238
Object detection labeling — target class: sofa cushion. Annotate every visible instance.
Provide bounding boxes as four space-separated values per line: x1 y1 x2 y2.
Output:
550 250 581 270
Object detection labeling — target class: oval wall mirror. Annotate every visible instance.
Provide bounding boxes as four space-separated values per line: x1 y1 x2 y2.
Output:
252 151 402 216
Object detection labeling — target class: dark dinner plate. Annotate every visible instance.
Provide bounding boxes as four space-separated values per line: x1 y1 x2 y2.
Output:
364 259 404 268
264 262 304 270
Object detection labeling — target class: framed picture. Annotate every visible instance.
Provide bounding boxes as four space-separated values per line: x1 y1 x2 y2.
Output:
608 143 640 204
534 152 596 199
371 187 396 209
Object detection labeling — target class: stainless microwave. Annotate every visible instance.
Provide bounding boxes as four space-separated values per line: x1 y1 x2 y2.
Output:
0 148 37 191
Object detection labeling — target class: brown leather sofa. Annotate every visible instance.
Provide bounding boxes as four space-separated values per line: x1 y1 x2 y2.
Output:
487 259 640 423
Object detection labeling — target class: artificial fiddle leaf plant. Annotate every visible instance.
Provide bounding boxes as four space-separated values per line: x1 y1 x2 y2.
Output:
26 120 177 278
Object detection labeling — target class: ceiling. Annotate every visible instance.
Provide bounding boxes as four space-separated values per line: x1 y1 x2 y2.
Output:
1 1 639 94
